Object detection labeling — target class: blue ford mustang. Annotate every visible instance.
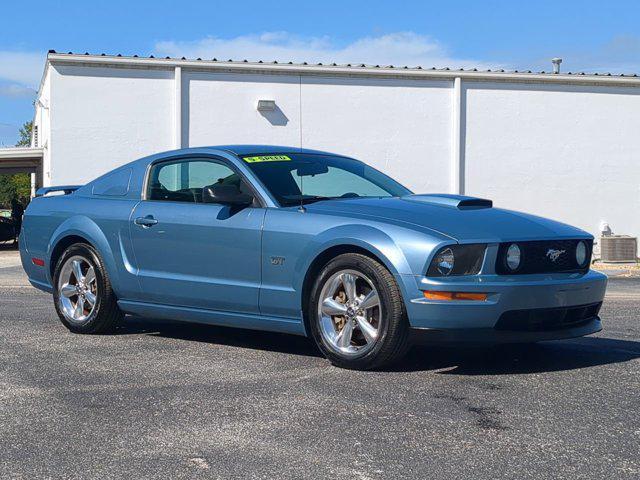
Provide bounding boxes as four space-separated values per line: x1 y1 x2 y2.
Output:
20 146 607 369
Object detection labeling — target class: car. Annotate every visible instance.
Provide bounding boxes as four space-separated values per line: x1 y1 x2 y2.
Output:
0 214 16 243
20 146 607 369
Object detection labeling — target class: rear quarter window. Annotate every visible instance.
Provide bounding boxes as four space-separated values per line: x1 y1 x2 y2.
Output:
91 169 132 196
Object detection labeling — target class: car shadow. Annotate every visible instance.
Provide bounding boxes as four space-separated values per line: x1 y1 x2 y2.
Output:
395 337 640 375
116 315 324 358
116 315 640 374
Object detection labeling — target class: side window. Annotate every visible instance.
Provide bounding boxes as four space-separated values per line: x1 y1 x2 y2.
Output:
147 159 239 203
92 168 132 196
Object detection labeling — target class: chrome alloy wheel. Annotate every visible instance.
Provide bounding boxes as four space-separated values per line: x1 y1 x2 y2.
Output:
57 255 98 324
317 269 382 356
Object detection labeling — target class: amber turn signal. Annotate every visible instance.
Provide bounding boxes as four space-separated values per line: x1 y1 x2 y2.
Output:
423 291 488 301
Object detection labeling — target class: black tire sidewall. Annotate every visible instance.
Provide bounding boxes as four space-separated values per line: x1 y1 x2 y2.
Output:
309 254 405 369
52 243 107 333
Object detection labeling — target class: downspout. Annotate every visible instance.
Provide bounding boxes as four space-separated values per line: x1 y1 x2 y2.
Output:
174 66 183 149
450 77 465 195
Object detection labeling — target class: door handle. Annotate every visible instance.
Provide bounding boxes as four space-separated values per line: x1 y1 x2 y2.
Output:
134 215 158 227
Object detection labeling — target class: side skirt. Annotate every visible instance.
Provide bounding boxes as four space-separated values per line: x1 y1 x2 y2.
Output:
29 279 53 293
117 300 307 336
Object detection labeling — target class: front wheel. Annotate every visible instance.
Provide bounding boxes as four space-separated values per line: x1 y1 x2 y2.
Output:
308 253 410 370
53 243 123 334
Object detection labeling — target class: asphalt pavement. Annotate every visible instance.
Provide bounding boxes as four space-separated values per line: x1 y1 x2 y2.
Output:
1 247 639 479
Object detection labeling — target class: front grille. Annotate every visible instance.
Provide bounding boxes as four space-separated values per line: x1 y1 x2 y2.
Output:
495 239 592 275
495 302 602 332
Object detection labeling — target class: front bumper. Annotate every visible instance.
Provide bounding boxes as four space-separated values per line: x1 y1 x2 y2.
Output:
398 269 607 343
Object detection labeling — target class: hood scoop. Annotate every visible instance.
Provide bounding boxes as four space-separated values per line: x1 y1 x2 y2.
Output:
404 194 493 210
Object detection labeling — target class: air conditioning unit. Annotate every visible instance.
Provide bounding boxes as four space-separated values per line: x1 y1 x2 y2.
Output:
600 235 638 263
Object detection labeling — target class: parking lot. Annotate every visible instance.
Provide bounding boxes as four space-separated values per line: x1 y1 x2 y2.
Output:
1 247 639 479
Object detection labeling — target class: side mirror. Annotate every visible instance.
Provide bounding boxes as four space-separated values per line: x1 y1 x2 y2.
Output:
202 184 254 206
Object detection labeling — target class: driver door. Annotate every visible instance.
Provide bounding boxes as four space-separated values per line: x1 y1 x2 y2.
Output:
129 156 264 314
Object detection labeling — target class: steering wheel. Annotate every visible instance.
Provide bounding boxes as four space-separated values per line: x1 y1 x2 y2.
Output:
340 192 360 198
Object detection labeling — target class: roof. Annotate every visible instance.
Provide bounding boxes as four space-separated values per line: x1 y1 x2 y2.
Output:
45 51 640 87
117 146 342 171
0 147 43 174
215 145 335 156
0 147 43 160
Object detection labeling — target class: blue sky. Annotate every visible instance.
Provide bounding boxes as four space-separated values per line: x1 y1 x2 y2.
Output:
1 0 639 145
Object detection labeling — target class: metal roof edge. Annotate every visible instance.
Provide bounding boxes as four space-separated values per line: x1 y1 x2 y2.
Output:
47 53 640 86
46 52 640 87
0 147 44 159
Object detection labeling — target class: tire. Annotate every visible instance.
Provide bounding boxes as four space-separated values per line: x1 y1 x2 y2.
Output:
52 243 123 334
308 253 410 370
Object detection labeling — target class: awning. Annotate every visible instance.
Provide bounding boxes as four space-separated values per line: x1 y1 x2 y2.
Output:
0 147 44 197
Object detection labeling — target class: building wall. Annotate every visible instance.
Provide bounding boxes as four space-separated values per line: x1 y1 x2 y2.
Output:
464 82 640 241
300 76 452 193
41 63 640 241
48 64 175 184
187 71 301 148
186 73 453 192
34 68 51 189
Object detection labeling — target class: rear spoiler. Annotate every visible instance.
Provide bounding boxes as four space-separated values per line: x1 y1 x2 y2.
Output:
35 185 82 197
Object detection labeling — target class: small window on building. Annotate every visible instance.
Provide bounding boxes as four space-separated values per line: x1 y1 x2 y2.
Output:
33 126 38 147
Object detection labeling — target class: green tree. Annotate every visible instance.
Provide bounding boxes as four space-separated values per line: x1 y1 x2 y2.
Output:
0 121 33 207
16 121 33 147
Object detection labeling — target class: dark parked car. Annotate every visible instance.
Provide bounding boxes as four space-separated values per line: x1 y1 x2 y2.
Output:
0 213 16 243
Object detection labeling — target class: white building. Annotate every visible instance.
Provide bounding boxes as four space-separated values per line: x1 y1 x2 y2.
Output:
1 51 639 242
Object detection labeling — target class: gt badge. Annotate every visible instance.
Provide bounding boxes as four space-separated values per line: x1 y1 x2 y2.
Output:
546 249 566 262
270 256 285 266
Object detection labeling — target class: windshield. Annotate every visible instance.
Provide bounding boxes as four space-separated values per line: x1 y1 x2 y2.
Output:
241 153 412 207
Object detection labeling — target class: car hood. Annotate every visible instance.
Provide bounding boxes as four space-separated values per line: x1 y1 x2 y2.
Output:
304 195 591 243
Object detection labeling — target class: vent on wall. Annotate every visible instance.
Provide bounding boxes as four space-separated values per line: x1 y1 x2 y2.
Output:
600 235 638 263
33 126 38 147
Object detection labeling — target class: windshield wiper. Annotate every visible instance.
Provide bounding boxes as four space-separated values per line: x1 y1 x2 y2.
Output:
299 195 331 205
281 195 330 206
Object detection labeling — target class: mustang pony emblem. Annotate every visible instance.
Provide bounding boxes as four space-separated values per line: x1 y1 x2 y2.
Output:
546 249 566 262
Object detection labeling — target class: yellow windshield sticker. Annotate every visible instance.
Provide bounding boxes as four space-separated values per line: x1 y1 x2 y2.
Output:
243 155 292 163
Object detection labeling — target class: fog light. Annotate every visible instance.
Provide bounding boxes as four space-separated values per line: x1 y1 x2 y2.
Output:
506 243 521 271
576 240 588 267
423 291 488 301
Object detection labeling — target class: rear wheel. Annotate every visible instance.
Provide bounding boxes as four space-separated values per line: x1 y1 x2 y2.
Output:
53 243 122 334
308 253 410 370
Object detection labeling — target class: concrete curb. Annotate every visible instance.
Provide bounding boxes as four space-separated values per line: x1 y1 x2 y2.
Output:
592 262 640 278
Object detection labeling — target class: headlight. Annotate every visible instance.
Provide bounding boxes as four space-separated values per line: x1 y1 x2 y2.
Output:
575 240 588 267
505 243 521 271
433 247 455 275
427 244 487 276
